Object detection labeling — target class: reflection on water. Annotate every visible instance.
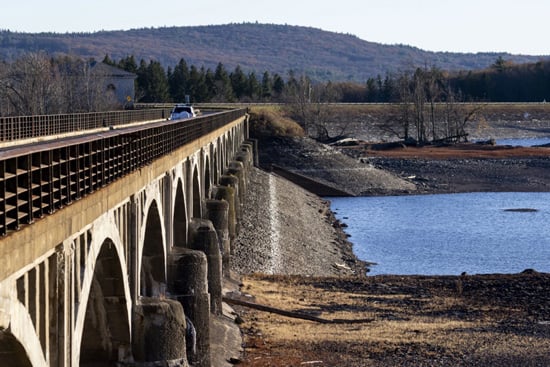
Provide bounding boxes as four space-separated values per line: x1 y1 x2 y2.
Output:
330 192 550 275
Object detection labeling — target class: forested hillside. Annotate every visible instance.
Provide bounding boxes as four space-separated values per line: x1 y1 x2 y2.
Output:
0 23 546 82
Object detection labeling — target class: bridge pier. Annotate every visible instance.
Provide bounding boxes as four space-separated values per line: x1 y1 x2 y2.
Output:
132 298 188 367
188 219 223 316
168 248 211 367
213 186 238 251
218 175 242 240
205 200 230 278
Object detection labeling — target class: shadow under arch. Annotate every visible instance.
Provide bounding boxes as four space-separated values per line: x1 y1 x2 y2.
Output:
141 200 166 297
204 155 211 199
173 179 188 247
192 166 201 219
0 332 32 367
80 239 131 366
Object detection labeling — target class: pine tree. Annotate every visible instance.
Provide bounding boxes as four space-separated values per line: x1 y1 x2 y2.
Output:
136 60 170 102
230 65 248 100
261 71 273 100
213 62 234 102
247 72 261 100
169 58 190 102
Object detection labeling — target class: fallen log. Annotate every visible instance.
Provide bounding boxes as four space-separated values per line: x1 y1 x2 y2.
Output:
223 296 373 324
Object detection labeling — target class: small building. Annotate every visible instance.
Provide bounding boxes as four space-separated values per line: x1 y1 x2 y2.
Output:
90 61 137 107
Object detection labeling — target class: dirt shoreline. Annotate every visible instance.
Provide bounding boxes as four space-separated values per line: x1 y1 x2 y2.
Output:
229 127 550 366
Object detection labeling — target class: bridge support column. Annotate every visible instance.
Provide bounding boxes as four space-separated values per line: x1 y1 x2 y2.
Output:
132 298 188 366
213 186 237 249
189 219 223 315
205 199 230 278
243 139 258 167
237 142 254 172
226 161 247 205
218 175 241 240
168 248 211 367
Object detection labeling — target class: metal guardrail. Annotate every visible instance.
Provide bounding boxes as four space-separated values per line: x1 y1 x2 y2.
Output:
0 108 173 142
0 109 247 236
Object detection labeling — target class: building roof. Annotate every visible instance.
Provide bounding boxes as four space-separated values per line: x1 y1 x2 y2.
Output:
90 61 137 79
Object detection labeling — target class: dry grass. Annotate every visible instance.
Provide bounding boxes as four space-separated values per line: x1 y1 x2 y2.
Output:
236 274 550 366
248 106 305 137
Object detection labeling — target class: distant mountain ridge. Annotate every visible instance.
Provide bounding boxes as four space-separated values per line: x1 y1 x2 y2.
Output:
0 23 546 81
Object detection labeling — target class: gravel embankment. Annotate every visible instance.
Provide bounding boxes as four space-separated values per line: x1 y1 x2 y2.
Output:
231 166 366 277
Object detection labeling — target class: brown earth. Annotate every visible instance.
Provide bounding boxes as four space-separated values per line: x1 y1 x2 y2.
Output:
234 273 550 367
357 142 550 159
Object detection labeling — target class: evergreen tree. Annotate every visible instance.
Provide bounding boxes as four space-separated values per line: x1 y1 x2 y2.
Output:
247 72 261 100
230 65 248 100
136 60 170 103
213 62 234 101
204 67 216 101
261 71 273 100
188 65 209 102
272 73 285 99
102 54 115 66
118 55 138 74
169 58 190 102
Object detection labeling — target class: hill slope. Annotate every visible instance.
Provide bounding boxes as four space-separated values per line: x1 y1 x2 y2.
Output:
0 23 546 81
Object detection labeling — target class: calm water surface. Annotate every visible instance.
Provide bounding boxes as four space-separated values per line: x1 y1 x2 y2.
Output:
330 192 550 275
496 137 550 146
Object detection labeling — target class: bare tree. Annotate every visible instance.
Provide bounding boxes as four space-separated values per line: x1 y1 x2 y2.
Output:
378 67 484 144
285 74 345 141
0 54 120 116
4 52 63 115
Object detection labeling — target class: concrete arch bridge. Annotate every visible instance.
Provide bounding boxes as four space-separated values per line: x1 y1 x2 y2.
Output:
0 109 253 366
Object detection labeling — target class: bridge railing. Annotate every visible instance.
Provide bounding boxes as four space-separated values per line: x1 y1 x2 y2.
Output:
0 108 173 142
0 108 247 236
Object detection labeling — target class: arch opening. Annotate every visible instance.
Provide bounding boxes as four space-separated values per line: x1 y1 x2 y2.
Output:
173 180 188 248
192 168 201 219
204 157 211 199
0 332 32 367
80 239 130 366
141 201 166 297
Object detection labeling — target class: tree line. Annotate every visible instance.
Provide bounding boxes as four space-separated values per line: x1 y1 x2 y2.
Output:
102 54 287 104
2 52 549 144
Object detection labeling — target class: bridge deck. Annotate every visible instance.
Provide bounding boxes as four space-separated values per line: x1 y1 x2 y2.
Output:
0 109 246 236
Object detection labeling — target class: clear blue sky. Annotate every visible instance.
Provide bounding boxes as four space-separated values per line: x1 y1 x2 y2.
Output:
1 0 548 55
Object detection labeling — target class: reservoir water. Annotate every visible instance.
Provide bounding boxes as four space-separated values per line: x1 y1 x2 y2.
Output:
330 192 550 275
495 136 550 146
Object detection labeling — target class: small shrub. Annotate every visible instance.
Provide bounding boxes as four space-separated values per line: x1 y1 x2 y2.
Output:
249 106 305 137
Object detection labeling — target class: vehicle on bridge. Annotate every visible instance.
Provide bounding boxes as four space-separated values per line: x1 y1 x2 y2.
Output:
169 104 197 120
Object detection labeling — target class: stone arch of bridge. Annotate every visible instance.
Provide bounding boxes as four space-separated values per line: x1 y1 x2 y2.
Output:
140 198 167 298
172 178 188 248
191 162 202 219
73 212 132 367
78 238 132 366
204 150 212 199
212 141 220 186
